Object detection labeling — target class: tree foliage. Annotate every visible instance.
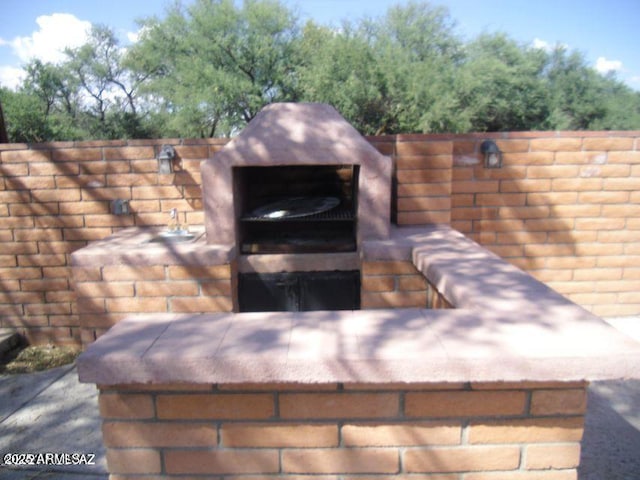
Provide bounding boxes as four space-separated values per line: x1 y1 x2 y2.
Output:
127 0 300 137
2 0 639 142
453 33 552 132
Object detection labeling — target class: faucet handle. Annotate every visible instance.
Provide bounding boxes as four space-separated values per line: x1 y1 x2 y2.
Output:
168 208 178 231
181 211 189 233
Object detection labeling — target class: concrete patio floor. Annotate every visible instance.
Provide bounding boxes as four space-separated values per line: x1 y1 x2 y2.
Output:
0 317 639 480
0 364 107 479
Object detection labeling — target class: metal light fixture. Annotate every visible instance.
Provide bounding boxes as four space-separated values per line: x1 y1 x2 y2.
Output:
480 140 502 169
111 199 130 216
157 145 176 174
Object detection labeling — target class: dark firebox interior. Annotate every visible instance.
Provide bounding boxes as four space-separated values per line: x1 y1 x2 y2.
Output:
235 165 361 312
234 165 359 255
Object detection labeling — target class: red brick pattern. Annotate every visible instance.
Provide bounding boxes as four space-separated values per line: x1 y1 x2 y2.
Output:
362 260 452 309
1 132 638 344
445 133 640 318
0 140 226 345
97 382 585 478
371 132 640 318
73 263 233 345
370 137 453 225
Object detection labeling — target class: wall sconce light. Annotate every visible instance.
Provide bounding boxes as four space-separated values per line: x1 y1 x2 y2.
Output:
157 144 176 174
480 140 502 169
111 199 130 216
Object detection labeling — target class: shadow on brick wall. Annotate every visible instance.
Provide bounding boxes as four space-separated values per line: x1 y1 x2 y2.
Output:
0 141 224 346
447 134 639 318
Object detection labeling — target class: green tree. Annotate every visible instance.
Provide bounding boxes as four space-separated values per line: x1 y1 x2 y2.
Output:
0 87 54 142
453 33 550 132
543 48 608 130
297 1 464 134
4 0 640 140
363 1 463 133
372 1 461 62
591 80 640 130
22 59 89 140
64 25 150 138
127 0 300 137
296 21 390 134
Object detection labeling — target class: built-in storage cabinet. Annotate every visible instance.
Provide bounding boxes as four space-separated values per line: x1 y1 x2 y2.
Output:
238 271 360 312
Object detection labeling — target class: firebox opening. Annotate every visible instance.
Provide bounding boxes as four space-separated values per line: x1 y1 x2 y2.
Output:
234 165 359 254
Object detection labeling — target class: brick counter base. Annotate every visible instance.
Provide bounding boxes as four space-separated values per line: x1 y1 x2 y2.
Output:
98 381 585 479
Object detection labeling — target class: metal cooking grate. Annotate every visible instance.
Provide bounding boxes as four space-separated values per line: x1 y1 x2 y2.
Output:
241 207 354 222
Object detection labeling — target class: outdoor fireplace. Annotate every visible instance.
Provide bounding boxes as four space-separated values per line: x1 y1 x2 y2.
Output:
200 102 392 250
200 102 392 312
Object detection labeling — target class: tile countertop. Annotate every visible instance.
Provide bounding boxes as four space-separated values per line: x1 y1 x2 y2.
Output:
70 226 235 266
77 226 640 385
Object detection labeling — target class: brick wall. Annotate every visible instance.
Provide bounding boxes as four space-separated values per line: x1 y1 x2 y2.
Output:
73 264 234 345
2 131 639 345
361 260 452 309
370 131 640 318
0 139 226 345
97 381 585 478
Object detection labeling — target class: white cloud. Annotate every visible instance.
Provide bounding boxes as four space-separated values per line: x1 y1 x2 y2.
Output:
531 38 569 53
3 13 91 64
595 56 623 74
532 38 551 52
0 65 26 90
126 24 152 45
126 31 140 43
0 13 91 89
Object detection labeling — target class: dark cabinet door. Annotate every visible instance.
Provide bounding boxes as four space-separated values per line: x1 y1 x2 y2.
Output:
238 273 299 312
299 271 360 311
238 271 360 312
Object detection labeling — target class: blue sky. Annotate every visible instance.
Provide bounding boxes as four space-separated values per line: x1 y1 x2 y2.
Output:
1 0 639 90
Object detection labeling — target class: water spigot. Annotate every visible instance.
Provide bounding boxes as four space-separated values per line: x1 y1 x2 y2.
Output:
168 208 189 234
168 208 178 231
